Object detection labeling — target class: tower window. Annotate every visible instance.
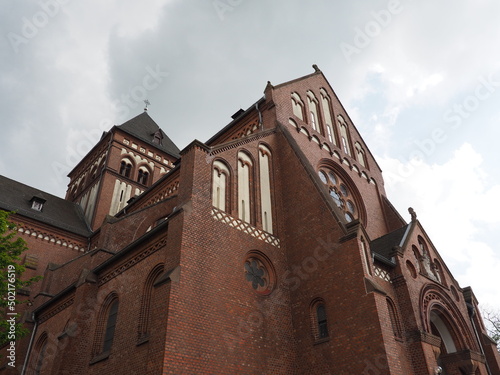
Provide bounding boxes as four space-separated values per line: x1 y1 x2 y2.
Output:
137 169 149 185
152 130 163 145
119 161 132 178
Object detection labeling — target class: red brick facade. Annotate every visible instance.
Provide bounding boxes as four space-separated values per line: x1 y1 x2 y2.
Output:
1 67 499 374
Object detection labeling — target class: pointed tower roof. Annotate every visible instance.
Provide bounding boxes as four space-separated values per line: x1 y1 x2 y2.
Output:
116 112 181 158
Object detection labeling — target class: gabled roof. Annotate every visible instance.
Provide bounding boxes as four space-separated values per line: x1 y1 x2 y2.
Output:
116 112 181 158
370 224 411 265
205 97 265 146
0 176 92 237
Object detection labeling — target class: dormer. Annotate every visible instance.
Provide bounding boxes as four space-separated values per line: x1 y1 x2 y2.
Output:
30 195 46 212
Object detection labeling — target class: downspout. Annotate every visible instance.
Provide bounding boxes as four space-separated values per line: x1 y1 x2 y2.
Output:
468 303 492 375
21 312 38 375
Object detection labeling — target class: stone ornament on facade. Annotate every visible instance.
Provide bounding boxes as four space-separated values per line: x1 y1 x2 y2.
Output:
243 251 276 295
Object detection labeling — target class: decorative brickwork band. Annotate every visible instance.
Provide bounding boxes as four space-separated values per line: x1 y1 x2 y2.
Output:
138 179 179 210
38 295 75 323
211 207 280 247
98 237 168 286
374 266 391 282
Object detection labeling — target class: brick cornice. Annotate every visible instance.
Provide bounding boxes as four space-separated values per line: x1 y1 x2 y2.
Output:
98 236 168 286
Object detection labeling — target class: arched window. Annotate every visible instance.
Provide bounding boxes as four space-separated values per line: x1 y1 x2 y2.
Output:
212 160 230 212
412 245 422 274
137 168 150 185
430 310 458 354
307 91 322 134
361 237 372 275
320 88 336 145
31 332 48 375
311 299 329 340
259 145 273 234
103 299 119 353
138 264 164 343
91 165 98 180
386 298 402 338
354 142 367 168
92 294 119 359
317 304 329 338
338 115 351 156
237 151 253 224
119 160 132 178
291 92 305 121
318 167 357 223
433 259 446 286
418 237 435 280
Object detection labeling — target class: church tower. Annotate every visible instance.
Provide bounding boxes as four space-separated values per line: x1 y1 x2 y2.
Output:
65 111 180 230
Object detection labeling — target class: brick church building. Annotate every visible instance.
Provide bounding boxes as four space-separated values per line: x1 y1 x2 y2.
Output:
1 67 499 374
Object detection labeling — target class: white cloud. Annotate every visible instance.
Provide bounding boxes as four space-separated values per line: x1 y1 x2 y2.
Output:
378 143 500 309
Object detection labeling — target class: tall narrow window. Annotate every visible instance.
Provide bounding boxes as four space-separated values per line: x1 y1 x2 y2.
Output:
237 151 253 224
291 92 304 121
138 265 164 343
310 111 317 131
320 88 336 145
212 160 230 211
361 237 372 275
338 115 351 156
355 142 367 168
137 168 149 185
386 298 402 338
317 304 329 338
32 333 48 375
259 145 273 234
92 294 119 361
307 91 322 135
311 299 330 341
103 299 119 353
120 160 132 178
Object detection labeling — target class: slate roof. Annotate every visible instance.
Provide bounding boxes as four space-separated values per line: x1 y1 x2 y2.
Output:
0 176 92 237
370 224 410 265
116 112 181 158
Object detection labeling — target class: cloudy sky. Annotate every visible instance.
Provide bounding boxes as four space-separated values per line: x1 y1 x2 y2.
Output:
1 1 499 313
